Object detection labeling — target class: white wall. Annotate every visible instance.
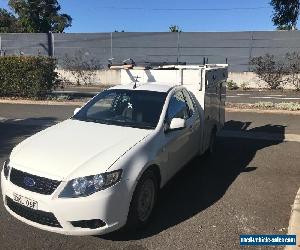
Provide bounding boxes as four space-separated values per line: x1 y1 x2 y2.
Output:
57 69 297 90
57 69 121 85
228 72 296 89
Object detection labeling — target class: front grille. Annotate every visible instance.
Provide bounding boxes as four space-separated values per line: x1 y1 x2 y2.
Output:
10 168 61 195
6 196 62 228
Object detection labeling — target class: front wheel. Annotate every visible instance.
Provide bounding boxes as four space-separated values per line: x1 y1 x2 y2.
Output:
126 169 158 230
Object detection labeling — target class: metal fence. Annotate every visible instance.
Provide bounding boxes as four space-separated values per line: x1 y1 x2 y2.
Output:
1 31 300 72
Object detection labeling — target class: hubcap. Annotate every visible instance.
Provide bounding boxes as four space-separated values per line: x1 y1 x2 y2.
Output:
137 178 155 222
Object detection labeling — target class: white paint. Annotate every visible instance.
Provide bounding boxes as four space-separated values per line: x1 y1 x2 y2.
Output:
227 95 300 100
284 134 300 142
249 97 300 100
10 119 152 179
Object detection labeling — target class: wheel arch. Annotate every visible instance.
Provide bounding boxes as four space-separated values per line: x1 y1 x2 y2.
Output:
125 163 161 226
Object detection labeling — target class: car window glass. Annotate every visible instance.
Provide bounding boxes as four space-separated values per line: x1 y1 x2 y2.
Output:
182 89 195 117
166 91 189 121
74 89 167 129
87 92 116 117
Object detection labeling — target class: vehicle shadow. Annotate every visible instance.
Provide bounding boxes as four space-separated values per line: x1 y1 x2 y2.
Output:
101 121 285 241
0 117 58 159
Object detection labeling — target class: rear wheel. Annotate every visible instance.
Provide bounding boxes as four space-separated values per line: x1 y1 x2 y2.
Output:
126 169 158 230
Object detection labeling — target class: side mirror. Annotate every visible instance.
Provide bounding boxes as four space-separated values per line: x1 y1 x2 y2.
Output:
73 108 81 115
168 118 185 131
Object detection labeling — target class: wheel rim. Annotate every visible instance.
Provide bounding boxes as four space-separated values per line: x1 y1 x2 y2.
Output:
137 178 155 222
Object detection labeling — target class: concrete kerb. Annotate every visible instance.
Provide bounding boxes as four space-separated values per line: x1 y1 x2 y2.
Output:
285 188 300 250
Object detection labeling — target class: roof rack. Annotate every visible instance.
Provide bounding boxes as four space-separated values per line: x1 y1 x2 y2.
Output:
108 59 187 70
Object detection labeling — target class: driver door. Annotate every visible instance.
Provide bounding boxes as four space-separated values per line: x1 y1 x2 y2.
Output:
163 90 192 181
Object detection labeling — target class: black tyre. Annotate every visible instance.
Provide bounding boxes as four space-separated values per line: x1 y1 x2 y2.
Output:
126 169 158 230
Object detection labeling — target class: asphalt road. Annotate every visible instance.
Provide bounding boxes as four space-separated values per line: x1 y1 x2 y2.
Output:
0 104 299 250
227 90 300 104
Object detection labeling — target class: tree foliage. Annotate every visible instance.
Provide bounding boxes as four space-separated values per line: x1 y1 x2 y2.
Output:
0 8 22 32
284 52 300 90
5 0 72 33
250 54 285 89
169 25 182 32
61 50 103 85
270 0 300 30
250 52 300 90
0 56 60 98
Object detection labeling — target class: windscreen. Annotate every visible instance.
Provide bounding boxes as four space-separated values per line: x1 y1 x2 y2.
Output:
73 89 167 129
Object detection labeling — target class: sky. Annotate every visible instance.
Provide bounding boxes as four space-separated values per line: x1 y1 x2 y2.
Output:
0 0 277 32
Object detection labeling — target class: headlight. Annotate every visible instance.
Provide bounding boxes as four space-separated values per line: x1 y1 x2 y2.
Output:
59 170 122 198
2 159 10 179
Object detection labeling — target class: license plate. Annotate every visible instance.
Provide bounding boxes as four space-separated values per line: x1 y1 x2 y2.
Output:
13 193 38 210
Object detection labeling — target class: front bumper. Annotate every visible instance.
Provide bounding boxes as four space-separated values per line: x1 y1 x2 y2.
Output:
1 170 130 236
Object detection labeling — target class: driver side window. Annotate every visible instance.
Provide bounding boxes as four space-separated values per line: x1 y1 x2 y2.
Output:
166 91 189 122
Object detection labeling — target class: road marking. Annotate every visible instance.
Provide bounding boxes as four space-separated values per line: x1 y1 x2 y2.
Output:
219 130 300 143
248 96 276 99
227 96 300 100
0 117 58 126
249 97 300 100
236 94 251 96
276 97 300 100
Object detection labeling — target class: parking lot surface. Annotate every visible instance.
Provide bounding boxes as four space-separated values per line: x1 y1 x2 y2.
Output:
0 104 299 250
227 90 300 104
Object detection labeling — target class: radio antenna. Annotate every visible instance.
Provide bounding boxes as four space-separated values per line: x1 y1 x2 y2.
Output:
133 76 141 89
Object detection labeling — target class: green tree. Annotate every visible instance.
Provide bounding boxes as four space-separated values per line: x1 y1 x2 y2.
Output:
8 0 72 33
169 25 182 32
0 8 22 32
270 0 300 30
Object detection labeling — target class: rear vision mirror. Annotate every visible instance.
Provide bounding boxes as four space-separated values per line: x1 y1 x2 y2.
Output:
167 118 185 131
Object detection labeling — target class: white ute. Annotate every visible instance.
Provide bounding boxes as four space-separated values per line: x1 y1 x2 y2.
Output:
1 64 228 235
